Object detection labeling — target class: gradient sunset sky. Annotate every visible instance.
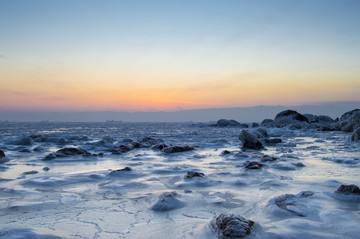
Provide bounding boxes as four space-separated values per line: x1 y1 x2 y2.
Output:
1 0 359 112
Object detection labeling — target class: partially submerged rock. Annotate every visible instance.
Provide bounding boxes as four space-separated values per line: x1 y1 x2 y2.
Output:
43 147 91 160
335 184 360 195
0 150 5 158
238 130 263 150
150 191 185 211
9 137 34 146
211 213 254 238
184 170 205 179
162 145 194 153
109 167 133 176
245 161 264 169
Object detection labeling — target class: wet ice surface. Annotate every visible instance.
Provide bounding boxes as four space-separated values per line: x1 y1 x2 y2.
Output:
0 122 359 239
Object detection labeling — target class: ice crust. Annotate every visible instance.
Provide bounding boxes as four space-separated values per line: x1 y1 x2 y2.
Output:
0 120 359 238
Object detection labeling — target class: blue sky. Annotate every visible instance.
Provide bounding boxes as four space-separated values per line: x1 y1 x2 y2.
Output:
0 0 359 112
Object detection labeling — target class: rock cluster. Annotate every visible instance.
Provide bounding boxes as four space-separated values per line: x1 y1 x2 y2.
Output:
212 119 248 128
211 213 254 238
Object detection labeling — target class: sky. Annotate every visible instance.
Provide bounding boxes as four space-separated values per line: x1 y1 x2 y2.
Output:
0 0 359 113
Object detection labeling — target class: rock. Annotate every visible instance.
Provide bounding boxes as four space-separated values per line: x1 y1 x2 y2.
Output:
33 146 44 152
109 167 133 175
213 119 241 127
251 122 259 127
221 150 232 155
108 144 135 154
43 147 91 160
245 161 264 169
351 127 360 141
162 145 194 153
273 193 315 217
19 148 31 153
0 150 5 158
255 128 268 138
23 170 38 175
150 191 185 211
10 137 34 146
151 143 168 151
335 184 360 195
184 170 205 179
274 110 309 126
211 213 254 238
140 137 163 147
43 167 50 171
261 155 278 162
337 109 360 132
261 119 273 126
265 138 282 144
238 130 264 150
95 136 114 146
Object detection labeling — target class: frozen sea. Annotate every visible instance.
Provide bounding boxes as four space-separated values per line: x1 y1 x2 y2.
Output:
0 122 359 239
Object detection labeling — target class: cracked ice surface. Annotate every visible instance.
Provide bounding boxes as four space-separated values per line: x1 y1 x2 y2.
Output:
0 122 359 239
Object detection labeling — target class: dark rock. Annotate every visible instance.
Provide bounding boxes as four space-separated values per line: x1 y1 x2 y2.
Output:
351 127 360 141
274 110 309 126
151 143 168 151
275 110 309 122
245 161 264 169
109 167 133 175
19 148 31 153
33 146 44 152
140 137 162 147
23 170 38 175
265 138 282 144
261 155 278 162
108 144 133 154
261 119 273 126
214 119 241 127
335 184 360 195
43 147 91 160
211 213 254 238
252 122 259 127
238 130 264 150
184 170 205 179
162 145 194 153
43 167 50 171
0 150 5 158
56 147 90 156
337 109 360 133
10 137 34 146
221 150 232 155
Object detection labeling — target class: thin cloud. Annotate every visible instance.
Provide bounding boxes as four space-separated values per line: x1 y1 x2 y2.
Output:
0 54 5 58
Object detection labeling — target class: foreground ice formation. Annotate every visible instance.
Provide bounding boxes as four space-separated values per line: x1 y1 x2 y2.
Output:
211 213 254 238
150 191 185 211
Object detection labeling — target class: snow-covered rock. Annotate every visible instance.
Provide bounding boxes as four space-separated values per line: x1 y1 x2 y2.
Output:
150 191 185 211
211 213 254 238
351 127 360 141
337 109 360 132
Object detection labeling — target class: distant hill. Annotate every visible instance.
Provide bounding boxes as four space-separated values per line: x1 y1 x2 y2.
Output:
1 101 359 122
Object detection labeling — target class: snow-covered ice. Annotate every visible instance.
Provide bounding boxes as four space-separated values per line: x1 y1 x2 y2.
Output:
0 120 359 238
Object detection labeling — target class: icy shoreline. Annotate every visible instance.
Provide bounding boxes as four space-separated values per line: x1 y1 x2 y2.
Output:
1 110 360 239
